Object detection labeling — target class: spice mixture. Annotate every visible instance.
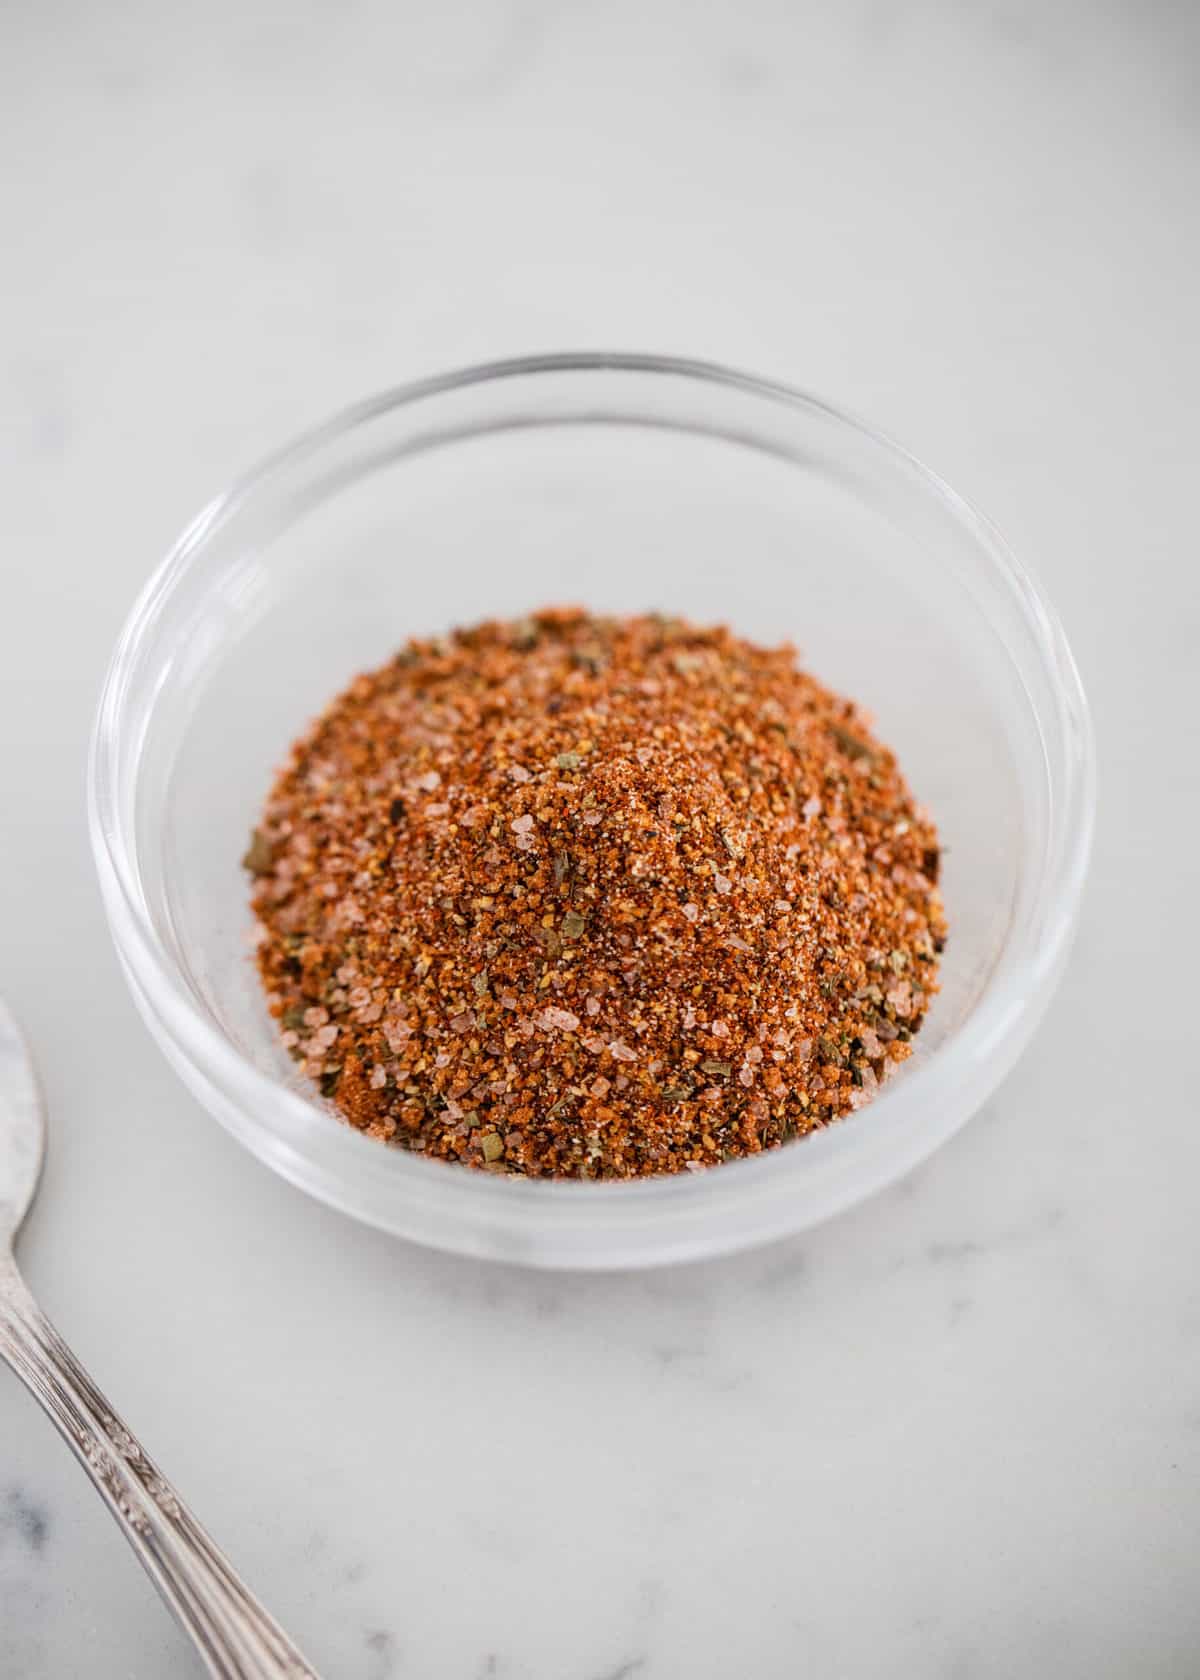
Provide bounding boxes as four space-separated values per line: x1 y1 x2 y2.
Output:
246 609 945 1178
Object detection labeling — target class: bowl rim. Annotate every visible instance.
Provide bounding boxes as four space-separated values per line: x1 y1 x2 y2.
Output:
88 351 1096 1266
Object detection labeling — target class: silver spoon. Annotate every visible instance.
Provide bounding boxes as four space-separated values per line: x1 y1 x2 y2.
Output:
0 996 320 1678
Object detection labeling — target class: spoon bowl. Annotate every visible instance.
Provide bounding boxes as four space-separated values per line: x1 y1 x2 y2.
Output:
0 996 45 1246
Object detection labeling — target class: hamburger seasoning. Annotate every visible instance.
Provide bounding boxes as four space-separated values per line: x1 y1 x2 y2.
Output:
247 609 945 1178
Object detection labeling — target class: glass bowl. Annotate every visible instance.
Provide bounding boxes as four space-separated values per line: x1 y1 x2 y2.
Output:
89 354 1094 1269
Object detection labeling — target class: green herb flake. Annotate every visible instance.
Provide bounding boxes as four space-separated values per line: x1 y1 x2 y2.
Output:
828 721 875 762
242 830 275 876
555 752 583 771
672 651 703 676
561 911 586 940
700 1059 732 1078
481 1131 505 1162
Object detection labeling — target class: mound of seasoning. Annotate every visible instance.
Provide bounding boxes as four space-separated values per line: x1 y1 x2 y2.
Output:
246 609 945 1179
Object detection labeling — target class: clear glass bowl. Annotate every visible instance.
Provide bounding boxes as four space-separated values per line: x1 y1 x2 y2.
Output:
89 354 1094 1269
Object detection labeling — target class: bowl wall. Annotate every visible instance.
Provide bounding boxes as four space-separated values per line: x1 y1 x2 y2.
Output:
90 357 1093 1267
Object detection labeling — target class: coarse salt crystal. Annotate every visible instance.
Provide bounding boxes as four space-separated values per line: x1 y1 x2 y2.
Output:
511 813 535 833
802 795 821 819
886 980 913 1016
508 764 532 784
609 1040 637 1063
416 770 441 792
681 902 700 923
449 1011 475 1034
713 872 732 895
369 1066 388 1090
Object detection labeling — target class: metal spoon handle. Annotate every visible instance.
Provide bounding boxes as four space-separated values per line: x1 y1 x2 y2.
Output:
0 1254 319 1679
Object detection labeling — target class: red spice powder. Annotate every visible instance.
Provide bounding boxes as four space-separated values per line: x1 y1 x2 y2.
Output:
247 609 945 1178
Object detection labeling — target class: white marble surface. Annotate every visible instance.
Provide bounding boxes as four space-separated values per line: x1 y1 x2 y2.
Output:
2 2 1198 1675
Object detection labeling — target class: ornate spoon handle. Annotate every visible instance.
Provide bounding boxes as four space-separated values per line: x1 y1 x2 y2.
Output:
0 1253 319 1679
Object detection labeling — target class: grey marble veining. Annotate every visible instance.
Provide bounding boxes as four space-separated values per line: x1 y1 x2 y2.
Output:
3 1 1199 1676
